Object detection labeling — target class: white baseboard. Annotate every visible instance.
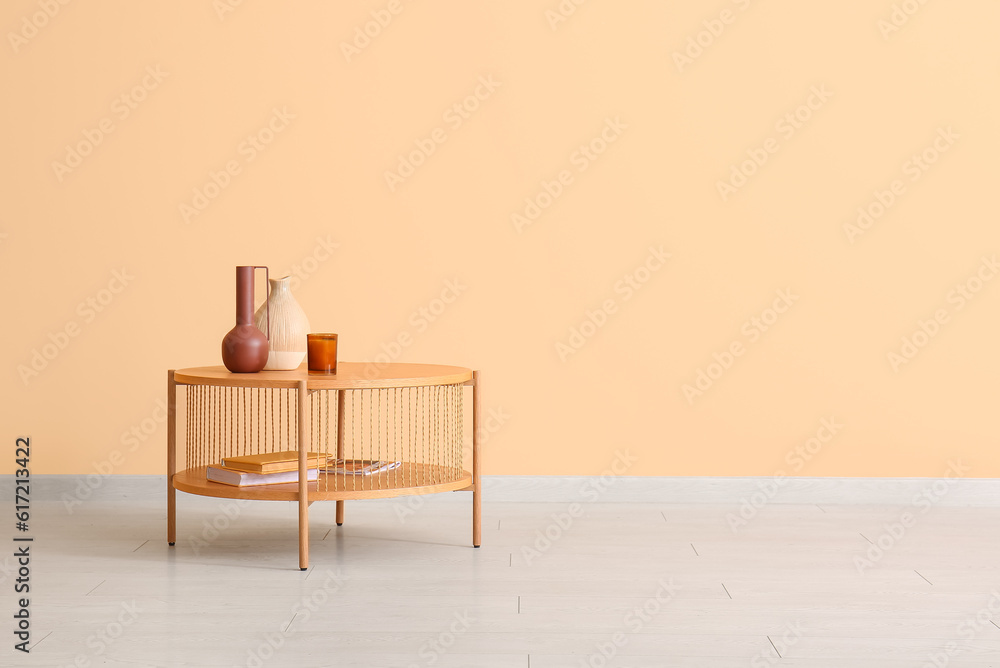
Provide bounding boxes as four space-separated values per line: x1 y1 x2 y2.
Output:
11 474 1000 507
481 475 1000 506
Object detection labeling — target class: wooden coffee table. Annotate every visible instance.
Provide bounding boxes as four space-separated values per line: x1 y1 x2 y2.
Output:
166 363 481 569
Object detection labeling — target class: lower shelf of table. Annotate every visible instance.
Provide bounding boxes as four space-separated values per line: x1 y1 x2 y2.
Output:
172 464 473 501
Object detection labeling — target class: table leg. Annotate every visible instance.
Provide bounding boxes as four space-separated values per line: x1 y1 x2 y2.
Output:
472 370 481 548
298 380 310 571
336 389 346 527
167 370 177 546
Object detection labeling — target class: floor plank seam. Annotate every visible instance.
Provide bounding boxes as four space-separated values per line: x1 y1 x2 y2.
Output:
30 631 52 651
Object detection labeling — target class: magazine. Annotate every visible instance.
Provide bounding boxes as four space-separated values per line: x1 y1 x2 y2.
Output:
325 459 402 476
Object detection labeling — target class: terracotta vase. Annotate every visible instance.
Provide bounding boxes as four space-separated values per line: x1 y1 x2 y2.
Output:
221 266 269 373
254 276 310 370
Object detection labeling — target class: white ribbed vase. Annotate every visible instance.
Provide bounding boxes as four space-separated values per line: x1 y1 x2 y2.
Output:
253 276 311 370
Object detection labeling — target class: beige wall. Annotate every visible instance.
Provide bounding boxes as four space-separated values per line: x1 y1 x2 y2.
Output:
2 1 998 477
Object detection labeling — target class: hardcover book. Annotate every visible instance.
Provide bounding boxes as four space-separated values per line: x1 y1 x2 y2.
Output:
206 465 320 487
220 450 328 474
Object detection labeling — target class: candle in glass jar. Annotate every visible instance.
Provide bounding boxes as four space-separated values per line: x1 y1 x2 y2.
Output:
307 333 338 373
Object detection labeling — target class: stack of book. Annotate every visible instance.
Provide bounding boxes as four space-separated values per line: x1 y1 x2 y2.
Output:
206 451 330 487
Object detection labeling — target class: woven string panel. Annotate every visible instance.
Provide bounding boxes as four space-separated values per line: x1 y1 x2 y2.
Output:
181 384 466 491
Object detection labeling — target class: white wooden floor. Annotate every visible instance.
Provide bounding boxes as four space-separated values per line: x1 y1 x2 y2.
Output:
6 477 1000 667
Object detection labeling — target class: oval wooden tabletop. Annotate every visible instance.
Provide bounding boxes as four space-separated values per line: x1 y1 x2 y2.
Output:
172 362 473 389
